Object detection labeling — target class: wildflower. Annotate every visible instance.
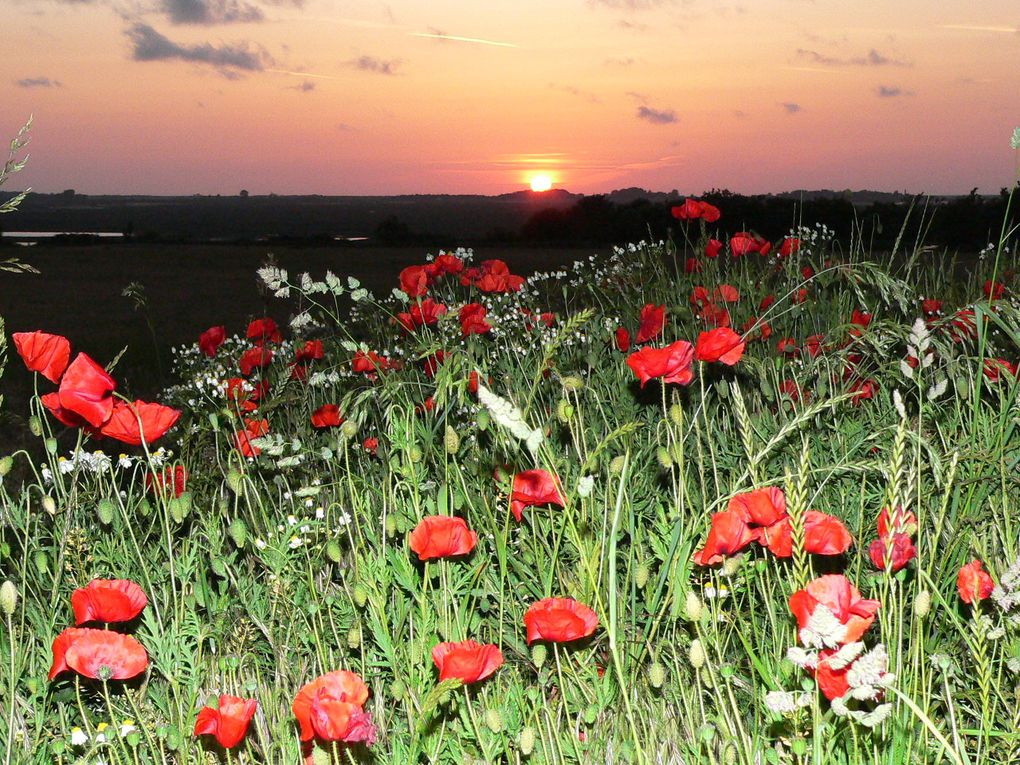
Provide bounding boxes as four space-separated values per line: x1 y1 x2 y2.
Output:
459 303 492 337
778 237 800 257
789 575 880 648
49 628 148 681
694 327 745 366
71 579 147 625
57 353 116 427
957 560 994 605
868 534 916 572
198 326 226 357
635 303 666 344
311 404 344 429
671 199 721 222
626 341 696 388
194 695 257 749
146 465 187 498
396 298 448 332
119 720 137 738
509 469 565 522
292 671 375 744
98 400 181 446
12 331 71 383
69 727 88 746
615 327 631 352
234 418 269 458
238 346 273 377
692 511 758 566
246 317 281 345
705 239 723 258
524 597 599 644
431 640 504 683
408 516 478 561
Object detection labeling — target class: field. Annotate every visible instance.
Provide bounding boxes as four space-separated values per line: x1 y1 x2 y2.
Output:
1 198 1020 765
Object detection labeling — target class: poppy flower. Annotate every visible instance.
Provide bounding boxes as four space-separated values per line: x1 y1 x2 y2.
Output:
983 358 1018 382
12 331 71 383
692 510 758 566
615 327 631 353
246 318 281 345
801 265 815 280
399 265 431 298
672 199 721 222
730 232 766 257
804 335 825 358
41 392 88 427
957 560 994 605
868 533 916 572
984 279 1006 300
292 671 374 744
72 579 148 625
849 378 877 405
921 298 942 316
295 340 324 363
730 487 787 530
626 341 695 388
459 303 491 337
510 469 566 522
198 326 226 357
813 649 852 701
433 253 464 275
694 327 745 366
58 353 116 428
408 516 478 561
876 506 917 539
788 575 880 648
761 511 853 558
700 303 731 328
239 347 273 377
235 418 269 457
946 309 977 343
685 257 702 274
850 310 872 334
194 695 258 750
146 465 188 498
759 294 776 312
705 239 723 259
524 597 599 644
99 400 181 446
431 640 504 683
635 304 666 344
712 285 740 304
778 237 800 257
311 404 344 429
362 437 378 455
49 627 148 681
396 298 447 332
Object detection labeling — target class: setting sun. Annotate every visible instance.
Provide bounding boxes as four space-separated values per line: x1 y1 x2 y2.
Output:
529 174 553 192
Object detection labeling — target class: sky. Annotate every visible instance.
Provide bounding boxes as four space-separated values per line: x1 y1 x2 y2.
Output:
3 0 1019 196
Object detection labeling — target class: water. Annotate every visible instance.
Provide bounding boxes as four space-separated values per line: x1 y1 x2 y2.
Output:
2 231 125 238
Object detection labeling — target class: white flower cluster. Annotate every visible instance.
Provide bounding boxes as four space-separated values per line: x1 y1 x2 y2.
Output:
764 690 811 715
798 604 849 649
477 383 544 456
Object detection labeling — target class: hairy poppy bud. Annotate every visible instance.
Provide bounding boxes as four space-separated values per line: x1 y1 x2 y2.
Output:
0 580 17 615
45 438 58 455
531 643 547 670
169 493 192 522
722 554 742 577
476 408 490 431
0 456 12 476
385 515 398 537
655 447 672 470
42 496 56 516
326 541 343 564
609 455 626 474
684 591 703 622
28 416 43 437
228 518 248 548
347 625 360 649
484 709 503 734
648 661 665 689
137 498 152 517
635 563 650 589
97 498 116 525
561 376 584 391
310 745 330 765
34 550 49 575
689 639 706 669
226 468 242 494
914 589 931 619
341 420 358 439
556 399 573 423
390 678 406 701
353 583 368 608
519 726 536 756
408 445 423 463
444 426 460 454
669 403 683 428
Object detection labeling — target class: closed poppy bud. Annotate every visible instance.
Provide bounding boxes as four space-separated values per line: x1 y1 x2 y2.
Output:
519 726 536 755
228 518 248 548
688 639 706 669
96 499 116 526
531 643 547 669
353 583 368 607
28 416 43 437
484 709 503 734
0 456 12 477
444 426 460 454
0 580 17 615
684 591 703 622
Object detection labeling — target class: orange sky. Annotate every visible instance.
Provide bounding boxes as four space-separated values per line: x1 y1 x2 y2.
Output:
3 0 1018 195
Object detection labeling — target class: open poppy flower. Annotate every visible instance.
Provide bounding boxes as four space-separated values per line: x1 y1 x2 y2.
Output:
146 464 188 498
868 533 916 572
760 511 853 558
239 347 273 377
13 331 71 383
692 510 758 566
311 404 344 429
509 469 565 522
789 575 880 648
397 298 448 332
41 392 89 427
49 627 148 681
524 597 599 644
399 264 431 298
957 560 994 605
194 695 258 750
408 516 478 561
431 640 504 683
235 418 269 457
635 304 666 344
459 303 492 337
876 506 917 539
198 326 226 357
626 341 695 388
813 649 852 701
705 239 723 258
295 339 324 363
695 327 745 366
99 400 181 445
246 317 281 345
72 579 148 625
292 671 374 744
433 252 464 275
615 327 631 353
778 237 800 257
671 199 721 222
58 353 116 428
730 232 767 257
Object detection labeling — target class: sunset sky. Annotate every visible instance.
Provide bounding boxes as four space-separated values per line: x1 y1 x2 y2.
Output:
3 0 1018 196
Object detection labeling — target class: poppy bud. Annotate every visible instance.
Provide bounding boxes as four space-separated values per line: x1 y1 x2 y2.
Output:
561 376 584 391
476 408 490 431
409 445 423 463
347 625 360 649
655 447 673 470
169 495 190 523
226 468 242 494
45 438 58 455
444 426 460 454
390 678 406 701
353 583 368 608
914 589 931 619
648 661 665 689
29 416 42 437
386 515 398 537
669 403 683 428
609 455 626 474
635 563 650 589
684 591 703 622
484 709 503 734
0 580 17 615
556 399 573 423
341 420 358 439
42 496 56 516
531 643 547 670
791 738 808 757
228 518 248 548
34 550 48 574
326 541 343 564
519 726 536 756
97 498 116 525
137 498 152 517
689 639 706 669
721 554 743 577
0 456 12 476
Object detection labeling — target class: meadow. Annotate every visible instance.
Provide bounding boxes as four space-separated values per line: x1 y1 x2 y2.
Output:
2 159 1020 764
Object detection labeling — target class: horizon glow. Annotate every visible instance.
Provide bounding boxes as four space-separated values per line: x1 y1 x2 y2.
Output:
3 0 1019 196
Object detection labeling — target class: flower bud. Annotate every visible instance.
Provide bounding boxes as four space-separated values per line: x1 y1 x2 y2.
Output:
0 580 18 615
561 376 584 391
444 426 460 454
347 625 361 649
28 416 42 437
635 563 650 589
326 540 343 564
531 643 548 670
689 639 706 669
476 408 490 431
484 709 504 734
669 403 683 428
42 496 57 516
226 468 242 494
341 420 359 439
353 583 368 608
519 726 536 756
408 445 423 463
390 678 406 701
34 550 49 574
385 515 398 537
555 399 573 423
684 591 703 622
45 438 58 455
97 498 116 525
0 456 12 476
914 589 931 619
648 661 665 689
655 446 672 470
609 455 626 474
228 518 248 548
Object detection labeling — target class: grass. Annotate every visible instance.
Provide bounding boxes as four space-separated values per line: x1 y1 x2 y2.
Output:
1 189 1019 765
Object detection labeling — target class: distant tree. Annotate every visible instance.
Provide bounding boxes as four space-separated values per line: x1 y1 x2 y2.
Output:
240 189 249 198
61 189 75 198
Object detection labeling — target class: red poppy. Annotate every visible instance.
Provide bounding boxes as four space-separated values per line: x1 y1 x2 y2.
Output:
422 351 448 379
351 350 395 379
957 560 994 605
509 469 565 522
804 334 825 358
295 340 324 363
99 400 181 445
433 253 464 275
778 379 803 402
246 318 281 345
876 506 917 539
635 304 666 344
239 346 273 377
396 298 447 332
408 516 478 561
146 464 188 498
671 199 721 222
72 579 148 625
712 285 740 303
362 437 379 455
463 259 525 293
984 279 1006 300
777 337 799 357
849 378 877 405
921 298 942 316
431 640 504 683
41 392 88 427
198 326 226 357
705 239 723 258
58 353 116 428
761 511 853 558
615 327 631 353
801 265 815 280
730 232 767 257
399 265 431 298
12 331 71 383
292 671 374 744
759 294 776 312
235 418 269 457
946 308 977 343
741 316 772 342
778 237 800 257
983 358 1018 382
788 575 880 646
813 649 852 701
685 257 701 273
49 627 148 681
694 327 745 366
459 303 491 337
730 486 787 530
692 510 759 566
524 597 599 644
868 533 916 572
626 341 695 388
194 695 258 750
850 310 872 333
700 303 731 328
311 404 344 429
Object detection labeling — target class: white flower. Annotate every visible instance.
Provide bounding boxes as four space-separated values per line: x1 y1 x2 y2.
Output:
577 475 595 498
893 390 907 420
477 382 544 456
70 727 88 746
927 379 948 401
764 690 811 714
799 604 849 649
786 646 818 670
119 720 137 737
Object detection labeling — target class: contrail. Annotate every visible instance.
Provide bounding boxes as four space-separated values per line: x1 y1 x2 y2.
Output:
939 24 1018 33
266 69 340 80
409 32 517 48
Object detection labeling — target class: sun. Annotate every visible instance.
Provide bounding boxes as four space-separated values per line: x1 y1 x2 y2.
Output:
529 174 553 192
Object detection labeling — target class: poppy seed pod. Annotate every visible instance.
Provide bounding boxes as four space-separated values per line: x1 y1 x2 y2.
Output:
531 644 547 670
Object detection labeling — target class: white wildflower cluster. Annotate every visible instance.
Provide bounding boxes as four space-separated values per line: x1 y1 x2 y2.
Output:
257 264 291 298
41 448 170 484
789 222 835 258
253 499 351 553
425 247 475 264
477 383 544 456
798 604 849 649
764 690 811 715
990 555 1020 634
68 719 137 749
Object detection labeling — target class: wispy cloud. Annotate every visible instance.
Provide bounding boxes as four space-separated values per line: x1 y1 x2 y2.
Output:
160 0 263 25
876 85 913 98
603 56 637 66
780 102 802 114
637 105 677 124
266 68 339 80
409 30 517 47
587 0 674 9
550 84 601 103
126 22 271 71
346 55 400 75
16 76 62 88
939 24 1019 34
286 80 315 92
795 48 911 67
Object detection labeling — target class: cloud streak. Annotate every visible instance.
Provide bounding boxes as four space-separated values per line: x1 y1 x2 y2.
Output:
409 31 517 47
796 48 911 68
160 0 263 25
346 56 400 75
780 102 802 114
876 85 913 98
126 23 271 71
16 76 62 88
636 105 677 124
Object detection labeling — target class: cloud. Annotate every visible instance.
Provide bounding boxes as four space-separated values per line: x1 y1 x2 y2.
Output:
780 102 802 114
161 0 264 25
409 30 517 47
876 85 913 97
126 23 271 71
347 55 400 75
795 48 910 67
550 84 600 103
588 0 673 8
603 56 637 66
16 76 62 88
287 80 315 92
637 105 677 124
